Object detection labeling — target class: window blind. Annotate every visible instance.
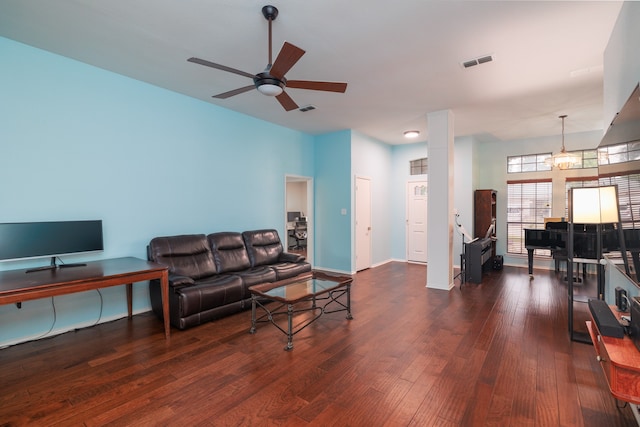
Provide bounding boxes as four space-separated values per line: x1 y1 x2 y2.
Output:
507 179 552 255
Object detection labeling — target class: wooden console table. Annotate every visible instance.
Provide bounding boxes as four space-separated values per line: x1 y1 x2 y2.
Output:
587 307 640 405
0 257 170 339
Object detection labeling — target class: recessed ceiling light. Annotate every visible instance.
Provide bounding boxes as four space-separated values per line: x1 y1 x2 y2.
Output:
404 130 420 139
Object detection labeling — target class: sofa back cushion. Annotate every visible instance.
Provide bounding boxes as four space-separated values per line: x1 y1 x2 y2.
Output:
148 234 216 279
242 229 283 267
207 232 251 273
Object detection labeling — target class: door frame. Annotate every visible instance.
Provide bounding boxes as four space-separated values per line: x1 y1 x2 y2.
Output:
284 175 313 265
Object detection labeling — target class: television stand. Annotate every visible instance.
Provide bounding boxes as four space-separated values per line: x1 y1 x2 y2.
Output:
586 306 640 421
1 257 170 339
25 256 86 273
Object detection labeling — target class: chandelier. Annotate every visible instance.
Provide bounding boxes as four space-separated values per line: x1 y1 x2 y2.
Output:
545 115 579 170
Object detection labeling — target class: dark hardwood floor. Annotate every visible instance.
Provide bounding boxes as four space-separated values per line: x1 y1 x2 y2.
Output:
0 262 637 426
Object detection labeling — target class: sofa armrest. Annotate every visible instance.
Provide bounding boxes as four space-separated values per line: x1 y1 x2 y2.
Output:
278 252 306 263
169 274 196 288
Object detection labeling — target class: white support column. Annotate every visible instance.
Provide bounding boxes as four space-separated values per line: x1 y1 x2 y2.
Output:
426 110 455 290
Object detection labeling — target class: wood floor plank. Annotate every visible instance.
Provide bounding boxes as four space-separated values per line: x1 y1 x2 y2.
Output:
535 335 561 426
0 262 638 426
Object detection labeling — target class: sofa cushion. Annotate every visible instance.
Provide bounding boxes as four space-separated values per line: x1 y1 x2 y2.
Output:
207 232 252 273
270 261 312 280
175 275 244 318
234 266 277 287
242 229 284 267
148 234 217 280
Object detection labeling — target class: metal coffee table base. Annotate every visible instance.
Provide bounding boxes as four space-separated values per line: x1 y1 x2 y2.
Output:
249 286 352 351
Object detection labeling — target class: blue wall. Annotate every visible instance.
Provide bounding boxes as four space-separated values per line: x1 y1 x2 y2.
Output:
352 131 394 268
0 37 325 346
313 131 352 272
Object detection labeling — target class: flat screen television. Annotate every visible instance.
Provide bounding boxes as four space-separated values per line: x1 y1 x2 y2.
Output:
0 220 103 272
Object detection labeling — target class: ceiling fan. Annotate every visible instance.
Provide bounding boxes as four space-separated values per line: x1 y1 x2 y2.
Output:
187 5 347 111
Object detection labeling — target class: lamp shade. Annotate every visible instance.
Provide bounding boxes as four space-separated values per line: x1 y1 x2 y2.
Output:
570 185 619 224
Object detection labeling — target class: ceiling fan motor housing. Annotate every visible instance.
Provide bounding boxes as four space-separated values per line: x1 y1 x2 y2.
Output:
254 72 285 92
262 5 278 20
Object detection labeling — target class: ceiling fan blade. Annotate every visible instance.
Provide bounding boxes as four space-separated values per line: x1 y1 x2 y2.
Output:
276 91 299 111
269 42 305 79
213 85 256 99
286 80 348 93
187 57 256 80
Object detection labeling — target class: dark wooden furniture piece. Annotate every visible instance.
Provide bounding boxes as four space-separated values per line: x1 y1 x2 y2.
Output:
0 257 170 339
524 224 566 277
474 189 496 259
587 306 640 405
249 270 353 350
464 237 492 283
524 222 597 278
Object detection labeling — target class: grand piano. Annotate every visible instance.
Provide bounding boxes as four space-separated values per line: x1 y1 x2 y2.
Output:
525 222 640 278
524 222 598 278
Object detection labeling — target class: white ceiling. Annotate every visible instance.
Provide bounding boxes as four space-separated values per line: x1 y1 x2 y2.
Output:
0 1 624 145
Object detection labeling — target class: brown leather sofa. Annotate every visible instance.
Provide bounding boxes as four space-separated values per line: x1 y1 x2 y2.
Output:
148 229 311 330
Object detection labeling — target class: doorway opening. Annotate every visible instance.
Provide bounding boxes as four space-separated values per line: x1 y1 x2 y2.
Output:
285 175 313 265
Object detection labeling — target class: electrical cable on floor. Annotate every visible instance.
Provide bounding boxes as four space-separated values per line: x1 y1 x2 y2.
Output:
91 289 104 327
32 288 105 339
34 297 57 340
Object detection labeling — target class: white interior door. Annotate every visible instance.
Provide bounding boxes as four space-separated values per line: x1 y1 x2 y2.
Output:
355 176 372 271
407 181 428 263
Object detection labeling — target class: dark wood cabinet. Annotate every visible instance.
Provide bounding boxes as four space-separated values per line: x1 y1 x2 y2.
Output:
474 189 497 258
587 309 640 405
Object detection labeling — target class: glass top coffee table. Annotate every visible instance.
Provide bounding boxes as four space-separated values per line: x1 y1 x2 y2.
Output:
248 270 353 350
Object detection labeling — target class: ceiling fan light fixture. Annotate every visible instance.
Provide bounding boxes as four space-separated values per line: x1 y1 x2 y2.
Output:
256 83 284 96
254 72 285 96
404 130 420 139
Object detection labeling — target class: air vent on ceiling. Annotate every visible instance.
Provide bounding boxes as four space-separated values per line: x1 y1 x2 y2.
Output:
461 54 494 69
299 105 316 112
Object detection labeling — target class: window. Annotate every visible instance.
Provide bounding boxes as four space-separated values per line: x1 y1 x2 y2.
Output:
410 158 428 175
507 154 551 173
574 149 599 169
598 173 640 229
564 174 640 229
507 150 599 173
507 180 552 255
598 141 640 165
